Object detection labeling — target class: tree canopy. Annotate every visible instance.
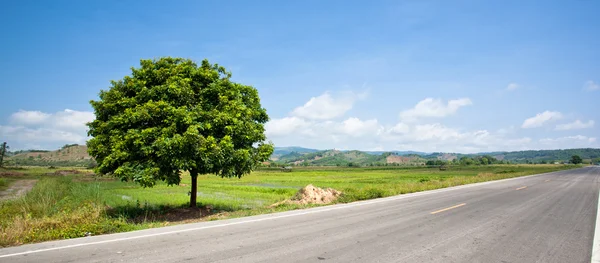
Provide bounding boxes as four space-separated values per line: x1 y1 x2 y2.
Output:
87 57 273 207
570 155 583 164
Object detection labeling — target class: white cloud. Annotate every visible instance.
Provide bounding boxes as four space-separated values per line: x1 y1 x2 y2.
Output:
52 109 96 130
505 83 519 91
539 135 597 147
390 122 410 134
0 126 88 144
399 98 472 122
410 123 463 141
10 110 50 125
521 111 563 129
291 91 367 120
268 116 541 153
266 96 599 153
265 117 310 137
584 81 599 91
10 109 94 131
339 118 381 137
1 109 95 150
555 120 594 131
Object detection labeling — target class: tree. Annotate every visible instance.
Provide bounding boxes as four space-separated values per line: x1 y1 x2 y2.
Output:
87 57 274 207
459 157 474 166
480 157 489 165
0 142 8 167
570 155 583 164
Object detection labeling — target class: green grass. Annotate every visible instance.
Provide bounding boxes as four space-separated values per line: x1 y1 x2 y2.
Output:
0 178 7 191
0 164 582 247
0 176 136 246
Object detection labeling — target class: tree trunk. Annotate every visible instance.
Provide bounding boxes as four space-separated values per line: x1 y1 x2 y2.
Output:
189 170 198 208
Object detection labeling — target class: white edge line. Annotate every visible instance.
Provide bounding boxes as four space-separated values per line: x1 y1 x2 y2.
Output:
0 168 577 258
591 166 600 263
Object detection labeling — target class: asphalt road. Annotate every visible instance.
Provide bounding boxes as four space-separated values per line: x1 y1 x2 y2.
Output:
1 166 599 263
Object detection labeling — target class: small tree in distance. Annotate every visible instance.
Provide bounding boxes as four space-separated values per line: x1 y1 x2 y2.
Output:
0 142 8 167
87 58 274 207
570 155 583 164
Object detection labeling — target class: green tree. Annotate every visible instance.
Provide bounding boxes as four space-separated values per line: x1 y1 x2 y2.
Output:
480 157 489 165
87 57 273 207
0 142 8 167
460 157 474 166
570 155 583 164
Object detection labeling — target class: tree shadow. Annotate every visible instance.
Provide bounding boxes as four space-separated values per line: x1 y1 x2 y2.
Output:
105 202 238 224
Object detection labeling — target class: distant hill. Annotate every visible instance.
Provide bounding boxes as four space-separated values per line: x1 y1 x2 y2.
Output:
271 146 319 160
272 149 426 166
365 150 428 156
492 148 600 162
6 144 94 167
5 144 598 167
270 147 600 166
276 149 376 166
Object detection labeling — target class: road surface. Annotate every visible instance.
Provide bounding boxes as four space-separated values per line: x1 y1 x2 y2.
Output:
1 166 599 262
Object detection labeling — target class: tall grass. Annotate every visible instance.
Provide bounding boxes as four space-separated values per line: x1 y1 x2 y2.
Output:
0 178 7 190
0 176 134 247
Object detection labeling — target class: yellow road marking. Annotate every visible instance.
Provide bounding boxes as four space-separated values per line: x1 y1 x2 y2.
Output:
430 203 466 214
516 186 527 190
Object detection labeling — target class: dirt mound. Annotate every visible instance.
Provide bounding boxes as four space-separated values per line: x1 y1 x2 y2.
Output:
269 184 341 208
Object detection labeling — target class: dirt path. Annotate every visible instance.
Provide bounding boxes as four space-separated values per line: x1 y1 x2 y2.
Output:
0 179 37 201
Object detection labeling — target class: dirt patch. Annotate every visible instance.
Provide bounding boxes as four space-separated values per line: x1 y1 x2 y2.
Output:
46 170 96 177
52 170 82 175
269 184 341 208
386 155 418 164
0 179 37 201
0 171 25 177
119 205 216 224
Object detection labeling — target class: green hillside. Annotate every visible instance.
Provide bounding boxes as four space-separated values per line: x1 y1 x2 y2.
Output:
5 145 598 167
271 148 600 166
273 149 406 166
270 147 319 160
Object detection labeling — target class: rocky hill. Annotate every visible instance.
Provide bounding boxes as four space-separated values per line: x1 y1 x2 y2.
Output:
6 145 94 167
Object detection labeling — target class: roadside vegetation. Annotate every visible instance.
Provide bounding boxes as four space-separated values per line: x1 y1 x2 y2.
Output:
0 164 581 247
0 178 7 191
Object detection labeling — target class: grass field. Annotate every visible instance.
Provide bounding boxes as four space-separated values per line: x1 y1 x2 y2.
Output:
0 164 581 247
0 178 7 191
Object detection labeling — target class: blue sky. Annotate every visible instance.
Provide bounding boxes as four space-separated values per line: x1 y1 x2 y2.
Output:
1 0 598 152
